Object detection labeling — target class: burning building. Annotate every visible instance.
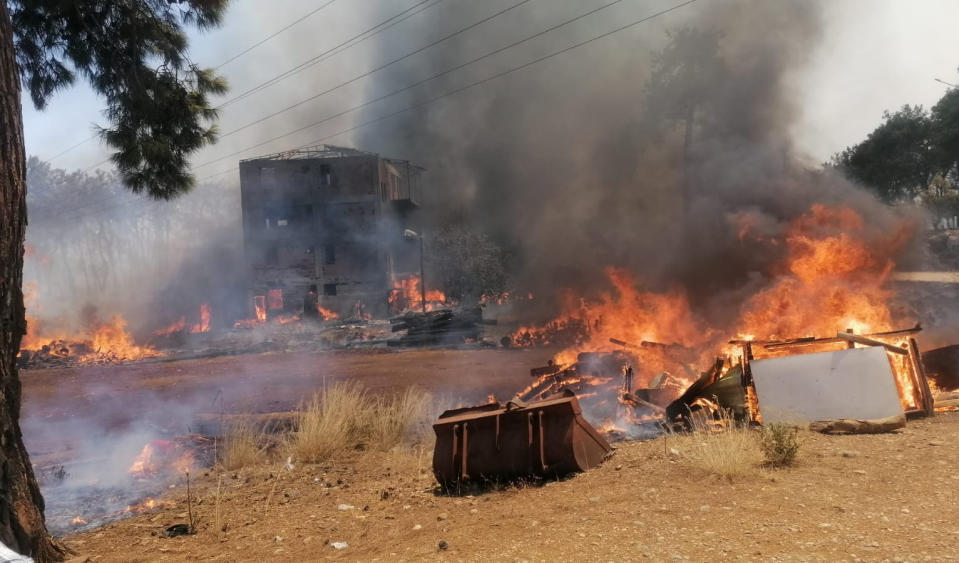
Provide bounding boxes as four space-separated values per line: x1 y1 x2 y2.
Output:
239 145 426 320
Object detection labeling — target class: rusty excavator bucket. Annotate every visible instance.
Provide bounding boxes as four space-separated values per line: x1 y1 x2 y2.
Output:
432 390 613 486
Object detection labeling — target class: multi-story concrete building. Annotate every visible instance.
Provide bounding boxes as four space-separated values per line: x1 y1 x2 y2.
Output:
238 145 424 320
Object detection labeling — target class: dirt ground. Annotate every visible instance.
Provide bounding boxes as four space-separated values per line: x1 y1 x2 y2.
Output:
21 347 547 466
61 411 959 562
20 347 959 561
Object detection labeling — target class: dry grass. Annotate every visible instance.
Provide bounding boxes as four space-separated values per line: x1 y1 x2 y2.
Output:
367 387 434 451
673 411 764 480
219 417 268 470
290 380 373 463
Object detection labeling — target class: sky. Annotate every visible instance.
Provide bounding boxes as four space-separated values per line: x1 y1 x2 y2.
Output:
20 0 959 177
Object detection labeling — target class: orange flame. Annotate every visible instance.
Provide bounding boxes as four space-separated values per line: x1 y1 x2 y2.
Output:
389 274 449 313
125 497 174 514
317 305 340 321
128 439 194 478
511 204 921 418
190 303 211 333
254 295 267 322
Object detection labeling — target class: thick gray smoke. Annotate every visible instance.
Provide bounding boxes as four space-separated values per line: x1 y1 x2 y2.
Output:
350 0 926 324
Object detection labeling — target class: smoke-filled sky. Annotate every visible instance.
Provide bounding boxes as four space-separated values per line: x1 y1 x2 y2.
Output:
21 0 959 172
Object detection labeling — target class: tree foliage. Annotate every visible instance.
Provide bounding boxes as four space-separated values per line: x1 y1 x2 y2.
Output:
832 76 959 203
11 0 227 199
0 2 228 560
931 88 959 175
645 26 725 131
831 105 935 202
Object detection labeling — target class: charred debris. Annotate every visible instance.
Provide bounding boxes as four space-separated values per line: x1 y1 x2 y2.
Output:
430 323 958 487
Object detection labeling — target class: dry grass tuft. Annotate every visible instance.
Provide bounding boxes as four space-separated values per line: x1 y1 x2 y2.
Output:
219 418 268 470
368 387 434 451
290 380 373 463
673 410 763 480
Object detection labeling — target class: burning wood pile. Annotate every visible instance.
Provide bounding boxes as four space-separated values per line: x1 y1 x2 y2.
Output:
18 314 158 369
430 204 959 484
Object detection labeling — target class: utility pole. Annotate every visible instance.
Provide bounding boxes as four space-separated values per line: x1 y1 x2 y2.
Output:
419 232 426 313
404 229 427 313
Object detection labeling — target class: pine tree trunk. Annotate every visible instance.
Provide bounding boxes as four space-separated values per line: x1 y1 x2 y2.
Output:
0 4 67 562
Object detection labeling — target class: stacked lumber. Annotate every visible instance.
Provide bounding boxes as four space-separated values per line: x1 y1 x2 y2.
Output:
388 307 484 347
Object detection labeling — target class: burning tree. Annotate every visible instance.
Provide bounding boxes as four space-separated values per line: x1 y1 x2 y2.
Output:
0 1 226 560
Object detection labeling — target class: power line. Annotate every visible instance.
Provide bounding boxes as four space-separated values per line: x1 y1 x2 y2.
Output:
43 0 701 222
39 0 347 164
214 0 339 69
198 0 630 169
215 0 444 109
218 0 536 140
46 134 98 162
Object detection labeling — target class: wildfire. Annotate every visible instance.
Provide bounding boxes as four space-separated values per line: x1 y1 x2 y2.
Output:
511 267 710 384
128 439 195 478
154 302 212 335
71 516 87 526
21 314 156 365
317 305 340 320
509 204 921 425
734 205 905 340
389 274 449 313
254 295 267 322
275 313 300 325
125 497 174 514
82 316 156 364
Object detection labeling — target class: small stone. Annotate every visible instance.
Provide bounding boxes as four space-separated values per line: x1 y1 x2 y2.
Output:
274 536 283 542
615 465 623 471
840 450 859 458
437 512 449 521
852 470 867 475
337 504 354 511
901 508 911 514
929 440 947 446
669 448 681 457
330 541 348 550
438 540 449 551
413 524 423 531
699 505 711 512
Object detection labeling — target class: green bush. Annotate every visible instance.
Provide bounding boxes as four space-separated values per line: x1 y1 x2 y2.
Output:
760 422 800 467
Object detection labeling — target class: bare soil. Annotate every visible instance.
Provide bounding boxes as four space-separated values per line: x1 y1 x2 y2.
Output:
61 412 959 562
21 348 545 467
19 348 959 561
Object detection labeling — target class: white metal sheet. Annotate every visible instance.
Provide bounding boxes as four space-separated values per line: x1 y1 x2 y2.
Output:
751 346 902 424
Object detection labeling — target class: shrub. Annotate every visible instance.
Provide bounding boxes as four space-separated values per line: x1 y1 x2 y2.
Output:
760 422 800 467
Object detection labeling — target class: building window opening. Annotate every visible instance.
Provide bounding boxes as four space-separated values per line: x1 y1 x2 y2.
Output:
324 244 336 265
265 246 279 266
267 289 284 310
320 164 332 186
323 283 337 296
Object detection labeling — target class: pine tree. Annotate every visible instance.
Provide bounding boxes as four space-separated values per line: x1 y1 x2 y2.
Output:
0 1 227 559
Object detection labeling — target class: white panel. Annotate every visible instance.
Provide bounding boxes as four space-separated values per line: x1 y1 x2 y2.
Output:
751 346 902 424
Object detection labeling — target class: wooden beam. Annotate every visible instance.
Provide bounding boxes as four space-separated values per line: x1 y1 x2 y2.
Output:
892 271 959 283
835 332 908 355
